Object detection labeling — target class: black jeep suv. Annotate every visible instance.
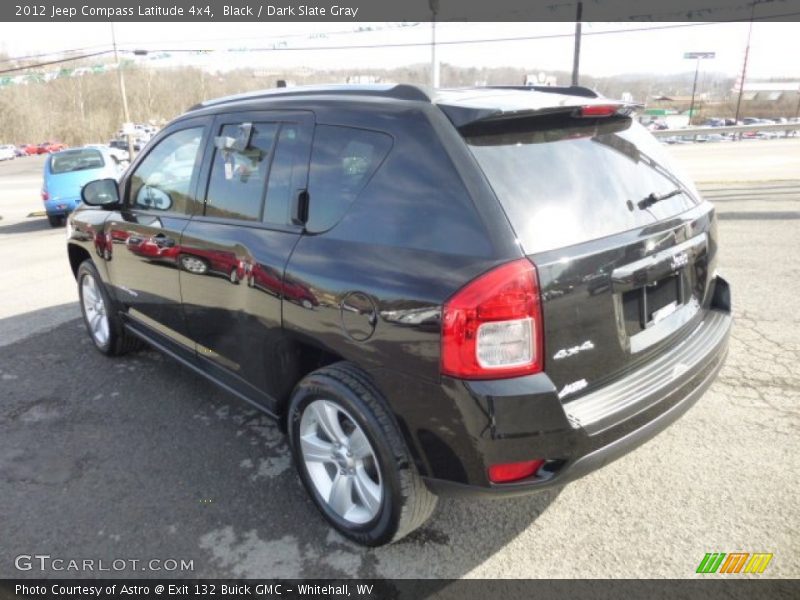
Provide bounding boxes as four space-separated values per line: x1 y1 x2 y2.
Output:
67 84 731 545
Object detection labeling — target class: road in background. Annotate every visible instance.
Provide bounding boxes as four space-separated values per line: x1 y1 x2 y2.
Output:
0 141 798 578
0 155 79 346
670 138 800 184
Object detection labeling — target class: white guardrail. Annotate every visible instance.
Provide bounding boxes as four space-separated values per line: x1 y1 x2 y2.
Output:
650 122 800 138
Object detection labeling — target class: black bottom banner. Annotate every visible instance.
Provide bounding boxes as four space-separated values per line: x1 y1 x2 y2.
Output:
1 579 799 600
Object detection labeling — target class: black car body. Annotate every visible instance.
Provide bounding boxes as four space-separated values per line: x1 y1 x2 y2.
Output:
67 84 731 544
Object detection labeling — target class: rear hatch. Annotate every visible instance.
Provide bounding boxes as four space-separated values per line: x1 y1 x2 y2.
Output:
46 148 110 202
458 101 717 401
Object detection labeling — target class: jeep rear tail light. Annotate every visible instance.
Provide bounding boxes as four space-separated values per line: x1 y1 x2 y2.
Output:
41 188 49 202
441 258 543 379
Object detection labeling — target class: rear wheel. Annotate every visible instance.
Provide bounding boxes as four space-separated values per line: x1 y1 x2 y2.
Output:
77 260 143 356
288 362 437 546
48 215 65 227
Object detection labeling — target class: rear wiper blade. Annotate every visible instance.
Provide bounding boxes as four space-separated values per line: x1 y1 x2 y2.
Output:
638 188 683 209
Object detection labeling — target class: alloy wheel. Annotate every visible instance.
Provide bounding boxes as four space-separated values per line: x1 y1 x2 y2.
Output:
81 273 110 347
299 399 383 524
181 255 207 274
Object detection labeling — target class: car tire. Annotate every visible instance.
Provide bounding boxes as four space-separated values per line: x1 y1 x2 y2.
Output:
180 254 208 275
77 260 144 356
48 215 65 227
288 362 437 546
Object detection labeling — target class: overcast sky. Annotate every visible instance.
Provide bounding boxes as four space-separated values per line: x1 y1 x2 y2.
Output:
2 21 799 79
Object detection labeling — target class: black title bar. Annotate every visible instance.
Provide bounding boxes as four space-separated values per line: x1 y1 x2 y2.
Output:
3 0 800 22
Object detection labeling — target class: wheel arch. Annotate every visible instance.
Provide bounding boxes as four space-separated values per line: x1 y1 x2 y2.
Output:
68 243 92 280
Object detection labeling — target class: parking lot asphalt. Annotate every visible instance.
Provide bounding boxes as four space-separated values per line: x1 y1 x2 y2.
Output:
0 144 798 578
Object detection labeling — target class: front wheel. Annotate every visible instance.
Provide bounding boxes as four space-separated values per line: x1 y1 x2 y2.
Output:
288 362 437 546
77 260 143 356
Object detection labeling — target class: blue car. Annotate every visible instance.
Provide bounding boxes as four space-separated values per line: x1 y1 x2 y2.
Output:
42 147 123 227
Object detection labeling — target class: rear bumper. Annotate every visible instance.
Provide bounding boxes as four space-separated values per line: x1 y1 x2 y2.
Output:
417 279 732 497
44 198 80 216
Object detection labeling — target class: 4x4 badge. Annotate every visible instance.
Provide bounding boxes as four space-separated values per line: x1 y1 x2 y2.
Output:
553 340 595 360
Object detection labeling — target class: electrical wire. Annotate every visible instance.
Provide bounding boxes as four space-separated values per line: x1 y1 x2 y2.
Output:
0 43 113 65
0 50 113 75
2 13 798 77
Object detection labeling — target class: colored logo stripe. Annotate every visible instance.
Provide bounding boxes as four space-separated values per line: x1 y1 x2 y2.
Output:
744 554 773 574
719 553 749 573
697 553 726 573
697 552 773 574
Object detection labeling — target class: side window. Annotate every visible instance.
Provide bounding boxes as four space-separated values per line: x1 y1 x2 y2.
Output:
129 127 204 214
307 125 392 233
205 123 278 221
263 124 303 225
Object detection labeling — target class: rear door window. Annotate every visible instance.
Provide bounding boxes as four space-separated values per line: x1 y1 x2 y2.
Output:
306 125 392 233
263 123 305 225
465 119 700 254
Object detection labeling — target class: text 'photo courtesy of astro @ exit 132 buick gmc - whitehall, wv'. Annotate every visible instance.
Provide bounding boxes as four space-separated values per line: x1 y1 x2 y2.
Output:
66 83 732 546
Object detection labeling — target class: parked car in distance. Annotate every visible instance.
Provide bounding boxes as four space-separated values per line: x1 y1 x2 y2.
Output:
0 144 16 161
85 143 130 165
67 84 732 545
38 141 68 153
110 138 143 152
43 146 123 227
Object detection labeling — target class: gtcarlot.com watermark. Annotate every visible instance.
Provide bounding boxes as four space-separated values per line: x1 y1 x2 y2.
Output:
15 554 194 573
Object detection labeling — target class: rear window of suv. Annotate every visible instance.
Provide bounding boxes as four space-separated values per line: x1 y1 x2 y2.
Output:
465 118 700 254
50 149 105 174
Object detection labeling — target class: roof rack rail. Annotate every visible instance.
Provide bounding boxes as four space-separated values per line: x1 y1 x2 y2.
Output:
481 85 600 98
189 83 433 111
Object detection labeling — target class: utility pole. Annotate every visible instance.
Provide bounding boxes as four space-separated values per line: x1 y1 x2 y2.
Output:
429 0 440 88
111 22 134 160
794 90 800 121
689 57 701 124
734 2 757 127
684 51 715 125
571 1 583 86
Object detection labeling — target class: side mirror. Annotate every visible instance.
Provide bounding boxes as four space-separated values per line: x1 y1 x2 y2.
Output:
81 178 120 207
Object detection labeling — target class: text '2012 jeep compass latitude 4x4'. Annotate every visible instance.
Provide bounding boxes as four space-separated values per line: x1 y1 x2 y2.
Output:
68 84 731 546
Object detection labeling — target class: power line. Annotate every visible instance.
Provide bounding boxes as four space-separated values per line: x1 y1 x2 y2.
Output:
0 23 420 65
228 18 791 52
2 14 798 77
0 50 113 75
0 44 112 65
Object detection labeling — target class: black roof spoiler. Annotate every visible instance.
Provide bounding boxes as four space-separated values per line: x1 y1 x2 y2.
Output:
434 87 640 129
479 85 600 98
